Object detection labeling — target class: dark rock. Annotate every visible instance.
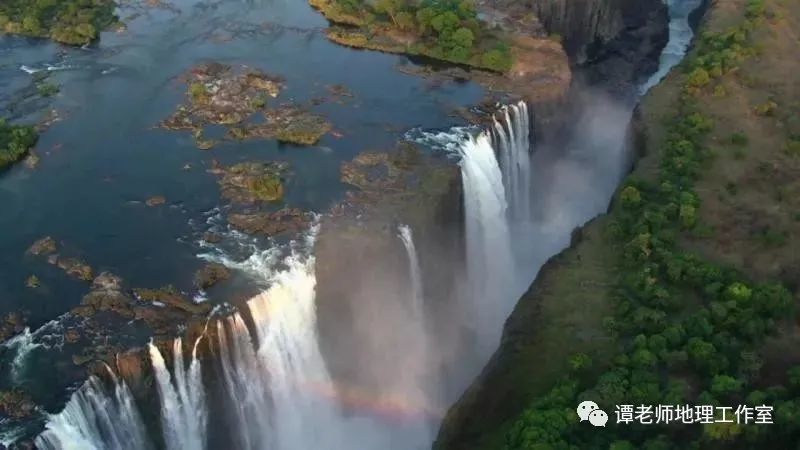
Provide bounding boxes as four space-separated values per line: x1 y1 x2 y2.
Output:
145 195 166 207
27 236 56 255
215 161 288 204
202 232 223 243
77 272 135 318
56 257 94 281
228 208 311 237
0 313 26 342
0 389 36 420
134 286 211 315
193 263 231 289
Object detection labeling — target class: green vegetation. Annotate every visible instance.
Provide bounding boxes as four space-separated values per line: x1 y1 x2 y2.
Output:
503 2 800 449
0 119 38 170
311 0 513 72
247 175 284 202
0 0 117 45
188 82 210 104
36 81 60 97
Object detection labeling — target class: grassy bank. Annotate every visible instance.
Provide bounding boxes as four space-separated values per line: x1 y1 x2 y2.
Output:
0 0 117 45
309 0 513 72
439 0 800 448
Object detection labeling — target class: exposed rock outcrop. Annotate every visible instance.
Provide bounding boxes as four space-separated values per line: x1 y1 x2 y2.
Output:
520 0 670 89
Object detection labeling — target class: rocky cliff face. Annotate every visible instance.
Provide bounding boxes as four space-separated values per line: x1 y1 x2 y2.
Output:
531 0 669 90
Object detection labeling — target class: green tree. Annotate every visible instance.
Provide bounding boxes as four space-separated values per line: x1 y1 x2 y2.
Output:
374 0 403 27
450 27 474 49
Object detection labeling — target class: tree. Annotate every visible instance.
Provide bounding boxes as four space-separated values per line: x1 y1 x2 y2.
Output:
710 374 743 397
430 11 459 35
620 186 642 208
374 0 403 26
395 11 414 30
415 7 436 34
450 27 474 49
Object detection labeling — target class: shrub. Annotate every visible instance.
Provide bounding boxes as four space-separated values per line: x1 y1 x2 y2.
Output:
0 118 38 170
729 132 749 146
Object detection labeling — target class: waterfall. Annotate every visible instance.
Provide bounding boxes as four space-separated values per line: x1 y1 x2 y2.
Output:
216 314 273 449
457 129 517 350
35 373 152 450
493 101 532 223
397 224 424 319
148 339 207 450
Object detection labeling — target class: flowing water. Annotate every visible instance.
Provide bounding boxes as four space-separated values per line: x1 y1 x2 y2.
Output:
2 0 703 448
36 372 151 450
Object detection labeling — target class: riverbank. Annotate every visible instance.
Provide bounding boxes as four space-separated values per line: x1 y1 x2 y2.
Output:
0 0 118 45
436 0 800 448
309 0 571 102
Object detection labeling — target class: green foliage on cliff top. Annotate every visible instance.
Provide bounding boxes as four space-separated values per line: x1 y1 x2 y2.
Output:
312 0 512 72
0 0 117 45
0 119 38 170
504 1 800 449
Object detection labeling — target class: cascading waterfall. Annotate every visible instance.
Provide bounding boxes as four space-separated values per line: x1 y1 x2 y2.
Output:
397 224 424 319
148 339 207 450
35 371 151 450
457 128 518 349
493 101 532 223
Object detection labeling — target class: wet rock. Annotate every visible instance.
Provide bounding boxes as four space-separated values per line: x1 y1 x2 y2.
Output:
238 105 332 145
193 263 231 289
160 63 284 130
56 257 94 281
327 83 354 98
340 152 392 190
25 275 40 289
23 152 40 169
228 208 310 237
77 272 134 319
159 63 330 146
215 161 287 204
0 389 36 420
72 353 94 366
134 286 211 315
202 232 223 243
27 236 56 256
0 313 26 342
145 195 166 207
64 328 81 344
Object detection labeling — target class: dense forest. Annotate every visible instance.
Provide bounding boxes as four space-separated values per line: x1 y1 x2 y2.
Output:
311 0 513 72
0 0 117 45
502 1 800 448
